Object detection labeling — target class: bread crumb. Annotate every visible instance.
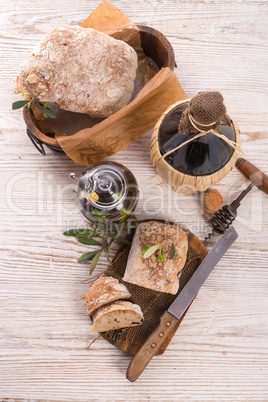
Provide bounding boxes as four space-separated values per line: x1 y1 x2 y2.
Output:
26 73 39 84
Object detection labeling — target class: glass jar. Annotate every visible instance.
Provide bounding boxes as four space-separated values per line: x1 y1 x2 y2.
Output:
158 101 237 176
151 99 240 193
71 161 139 224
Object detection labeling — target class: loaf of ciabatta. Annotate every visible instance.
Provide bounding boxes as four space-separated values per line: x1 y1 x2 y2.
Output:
83 276 131 316
90 301 143 332
123 221 188 294
19 25 138 117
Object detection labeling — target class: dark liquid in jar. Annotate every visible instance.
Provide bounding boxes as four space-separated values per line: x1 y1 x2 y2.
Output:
158 103 237 176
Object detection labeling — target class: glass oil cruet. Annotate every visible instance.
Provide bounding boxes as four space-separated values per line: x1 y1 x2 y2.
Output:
70 161 139 225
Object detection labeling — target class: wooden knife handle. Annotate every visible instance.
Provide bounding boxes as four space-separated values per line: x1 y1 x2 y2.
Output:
236 158 268 195
126 311 178 382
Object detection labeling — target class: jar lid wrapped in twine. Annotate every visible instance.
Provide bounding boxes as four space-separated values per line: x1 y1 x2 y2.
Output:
179 91 231 133
150 92 242 194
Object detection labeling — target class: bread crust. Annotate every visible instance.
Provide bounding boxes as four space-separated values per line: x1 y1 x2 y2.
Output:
19 25 138 117
123 221 188 294
83 276 131 316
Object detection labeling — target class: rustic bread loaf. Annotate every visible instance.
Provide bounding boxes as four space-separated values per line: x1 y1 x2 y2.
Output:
123 221 188 294
90 301 144 332
19 25 138 117
83 276 131 316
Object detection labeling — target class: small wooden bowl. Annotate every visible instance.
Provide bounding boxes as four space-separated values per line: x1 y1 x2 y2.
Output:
23 25 175 155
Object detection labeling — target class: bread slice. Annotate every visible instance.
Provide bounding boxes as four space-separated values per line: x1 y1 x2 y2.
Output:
90 301 143 332
83 276 131 316
123 221 188 294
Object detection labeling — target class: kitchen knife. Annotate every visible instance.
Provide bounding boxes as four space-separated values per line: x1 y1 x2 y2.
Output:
126 226 238 382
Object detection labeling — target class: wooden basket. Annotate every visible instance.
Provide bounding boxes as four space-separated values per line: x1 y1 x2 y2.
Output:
23 25 175 155
150 99 241 194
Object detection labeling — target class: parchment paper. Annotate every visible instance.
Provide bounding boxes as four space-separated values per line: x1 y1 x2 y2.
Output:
31 0 186 164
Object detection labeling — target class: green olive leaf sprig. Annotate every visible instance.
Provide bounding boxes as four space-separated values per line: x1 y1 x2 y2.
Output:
158 246 165 261
142 241 181 261
142 244 162 259
12 91 56 119
63 217 137 275
91 208 134 225
91 209 106 223
89 250 102 275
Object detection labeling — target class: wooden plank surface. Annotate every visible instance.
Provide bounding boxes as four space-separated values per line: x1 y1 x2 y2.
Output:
0 0 268 400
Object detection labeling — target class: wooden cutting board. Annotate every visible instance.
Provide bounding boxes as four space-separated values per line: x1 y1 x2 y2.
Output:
102 220 207 355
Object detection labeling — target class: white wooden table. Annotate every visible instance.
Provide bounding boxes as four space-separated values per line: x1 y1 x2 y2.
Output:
1 1 268 400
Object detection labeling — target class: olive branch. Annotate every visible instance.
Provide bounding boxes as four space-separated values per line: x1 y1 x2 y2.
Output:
12 91 56 119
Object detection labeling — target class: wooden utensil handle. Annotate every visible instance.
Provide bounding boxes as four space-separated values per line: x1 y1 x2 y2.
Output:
126 311 178 382
236 158 268 195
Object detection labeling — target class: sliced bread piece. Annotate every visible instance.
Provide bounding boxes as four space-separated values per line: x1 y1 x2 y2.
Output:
83 276 131 316
90 301 143 332
123 221 188 294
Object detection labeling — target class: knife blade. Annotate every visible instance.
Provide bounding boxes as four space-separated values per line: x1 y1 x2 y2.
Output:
126 226 238 382
168 225 238 319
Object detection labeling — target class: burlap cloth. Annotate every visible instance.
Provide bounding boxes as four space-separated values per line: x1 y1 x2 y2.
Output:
101 221 207 355
178 91 231 134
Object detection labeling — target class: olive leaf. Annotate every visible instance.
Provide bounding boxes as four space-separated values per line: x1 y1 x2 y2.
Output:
104 239 113 256
118 208 132 223
143 244 161 259
12 96 56 119
91 209 100 216
74 231 100 238
157 246 164 261
64 214 137 275
35 102 56 118
91 208 106 222
142 242 177 260
12 100 30 110
90 250 101 274
63 229 98 237
104 242 113 265
106 232 131 245
78 238 101 246
169 242 176 260
91 209 106 218
78 250 99 263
